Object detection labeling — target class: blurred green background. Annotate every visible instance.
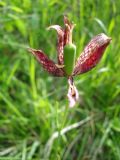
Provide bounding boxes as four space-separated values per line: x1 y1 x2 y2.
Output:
0 0 120 160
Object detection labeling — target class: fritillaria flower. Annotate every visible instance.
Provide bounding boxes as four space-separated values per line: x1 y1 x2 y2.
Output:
28 16 111 107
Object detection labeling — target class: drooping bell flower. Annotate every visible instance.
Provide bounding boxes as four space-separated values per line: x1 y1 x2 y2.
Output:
28 16 111 107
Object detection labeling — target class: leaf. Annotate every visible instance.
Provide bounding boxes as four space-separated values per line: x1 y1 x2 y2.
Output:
108 19 115 34
10 6 23 13
94 18 107 33
0 1 6 6
112 118 120 132
8 14 26 37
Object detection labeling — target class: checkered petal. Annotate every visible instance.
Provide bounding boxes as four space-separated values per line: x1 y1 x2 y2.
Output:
28 48 65 77
47 17 75 65
47 25 64 65
73 33 111 76
64 16 76 45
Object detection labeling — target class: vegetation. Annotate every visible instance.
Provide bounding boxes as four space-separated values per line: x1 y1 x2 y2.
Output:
0 0 120 159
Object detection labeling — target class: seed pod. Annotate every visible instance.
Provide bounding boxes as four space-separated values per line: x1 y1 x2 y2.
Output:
63 43 76 76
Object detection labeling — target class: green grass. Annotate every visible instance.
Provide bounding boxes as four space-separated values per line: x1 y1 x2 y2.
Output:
0 0 120 159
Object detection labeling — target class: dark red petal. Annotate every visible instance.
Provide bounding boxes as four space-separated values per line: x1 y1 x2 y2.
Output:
28 48 65 77
64 16 76 45
73 33 111 76
47 17 76 64
47 25 64 65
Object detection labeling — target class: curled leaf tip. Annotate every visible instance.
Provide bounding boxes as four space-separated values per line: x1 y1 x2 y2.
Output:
47 25 63 32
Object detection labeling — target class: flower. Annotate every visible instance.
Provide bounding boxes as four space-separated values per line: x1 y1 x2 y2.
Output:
28 16 111 107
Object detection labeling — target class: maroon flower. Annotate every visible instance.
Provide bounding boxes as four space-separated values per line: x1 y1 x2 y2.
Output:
28 16 111 107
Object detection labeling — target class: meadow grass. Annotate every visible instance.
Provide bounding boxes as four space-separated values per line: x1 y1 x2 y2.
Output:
0 0 120 159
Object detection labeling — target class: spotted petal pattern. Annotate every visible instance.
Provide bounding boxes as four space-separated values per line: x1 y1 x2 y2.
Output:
28 16 112 108
47 17 75 65
47 25 64 65
64 16 75 45
28 48 65 77
73 33 111 76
